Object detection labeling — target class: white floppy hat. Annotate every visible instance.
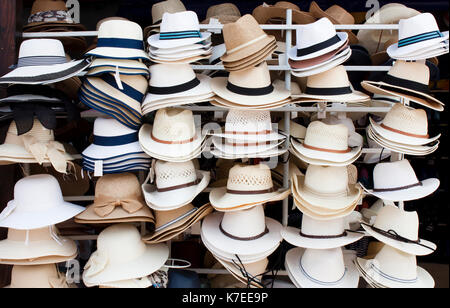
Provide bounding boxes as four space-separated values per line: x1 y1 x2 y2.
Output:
0 174 84 230
285 247 359 288
0 39 90 85
148 11 211 49
142 160 210 211
361 204 437 256
361 159 440 202
82 224 169 286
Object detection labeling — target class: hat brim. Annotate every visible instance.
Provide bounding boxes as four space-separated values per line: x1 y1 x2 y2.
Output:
291 138 362 164
142 93 214 114
291 48 352 78
288 32 348 61
0 253 78 266
148 32 211 49
222 42 277 67
74 201 154 224
220 35 276 63
210 146 287 160
211 96 291 110
391 42 449 61
150 47 212 59
82 141 146 161
82 164 150 174
289 143 362 167
386 33 449 58
82 151 150 163
0 236 77 260
289 42 349 70
86 47 150 61
211 128 286 142
149 54 211 64
213 254 266 288
211 136 284 155
292 89 370 103
150 42 212 55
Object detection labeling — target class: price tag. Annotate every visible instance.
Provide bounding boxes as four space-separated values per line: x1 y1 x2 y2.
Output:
94 160 103 177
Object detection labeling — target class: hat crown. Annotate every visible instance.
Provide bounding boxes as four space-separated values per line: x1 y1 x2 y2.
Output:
388 60 430 86
304 121 349 151
152 0 187 24
227 164 274 192
160 11 200 33
223 14 267 53
95 173 143 202
300 248 346 283
326 5 355 24
373 204 419 241
372 244 418 281
382 103 428 136
296 18 336 49
30 0 68 14
301 214 346 237
206 3 241 18
149 64 196 87
155 160 198 189
306 65 352 89
398 13 440 42
304 165 349 197
221 205 267 238
18 39 66 59
10 264 61 288
6 119 55 146
7 226 59 243
372 160 419 191
224 110 272 134
93 117 137 138
152 108 196 142
96 224 147 265
97 20 144 41
228 62 272 89
274 1 300 11
322 116 355 134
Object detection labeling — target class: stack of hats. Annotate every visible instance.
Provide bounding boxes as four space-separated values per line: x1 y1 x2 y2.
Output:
0 175 84 287
202 164 290 287
209 109 287 159
201 3 242 46
82 117 151 175
147 11 212 64
144 0 187 39
367 103 441 156
82 224 169 288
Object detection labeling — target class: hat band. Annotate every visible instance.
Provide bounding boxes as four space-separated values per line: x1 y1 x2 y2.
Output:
17 56 68 68
380 123 429 139
101 74 144 103
369 263 418 284
155 207 199 232
296 34 341 57
225 140 271 147
93 132 139 146
226 34 268 54
303 143 351 154
151 132 196 145
398 30 444 48
148 77 200 95
299 230 348 239
303 185 349 199
219 222 269 241
226 82 274 96
382 74 430 94
305 86 353 96
156 178 201 192
373 181 422 192
299 257 347 286
97 38 145 51
27 10 74 24
226 187 276 195
159 30 202 40
224 130 272 136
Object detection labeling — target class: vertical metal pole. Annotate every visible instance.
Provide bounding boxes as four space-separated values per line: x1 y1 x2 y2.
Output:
396 98 409 211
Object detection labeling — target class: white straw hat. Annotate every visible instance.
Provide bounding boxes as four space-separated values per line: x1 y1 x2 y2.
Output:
86 58 149 77
142 160 210 211
321 116 363 148
361 199 396 224
363 127 392 164
82 224 169 286
361 204 437 256
361 159 440 202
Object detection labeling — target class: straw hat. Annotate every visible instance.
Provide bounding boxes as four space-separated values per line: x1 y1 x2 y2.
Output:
142 160 210 211
361 61 444 112
361 199 396 224
24 0 85 30
321 115 363 148
5 264 69 288
143 203 213 244
363 128 392 165
209 163 290 212
201 3 241 25
82 224 169 286
0 226 77 264
75 173 155 224
86 58 149 77
361 159 440 202
285 247 359 288
361 204 436 256
213 255 268 288
355 244 435 288
152 0 187 25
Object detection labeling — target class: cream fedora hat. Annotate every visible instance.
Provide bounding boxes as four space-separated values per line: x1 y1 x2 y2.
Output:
321 115 363 148
82 224 169 286
142 160 210 211
361 159 440 202
5 264 69 288
285 247 359 288
356 244 435 288
361 204 437 256
148 11 211 49
0 39 90 85
361 199 395 224
0 174 84 230
387 13 448 58
361 61 444 112
211 62 290 106
290 142 362 167
86 19 149 60
209 163 290 211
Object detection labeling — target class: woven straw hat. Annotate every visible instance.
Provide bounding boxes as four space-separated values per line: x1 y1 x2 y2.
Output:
202 3 241 25
361 60 444 111
24 0 86 30
152 0 186 24
5 264 69 288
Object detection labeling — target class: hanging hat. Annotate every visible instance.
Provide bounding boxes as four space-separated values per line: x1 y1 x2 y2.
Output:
5 264 69 288
285 247 359 288
209 163 290 212
24 0 85 30
361 199 396 224
75 173 155 224
361 61 444 112
361 159 440 202
355 244 435 288
0 39 90 85
0 226 77 264
200 205 282 263
202 3 241 25
142 160 210 211
361 204 437 256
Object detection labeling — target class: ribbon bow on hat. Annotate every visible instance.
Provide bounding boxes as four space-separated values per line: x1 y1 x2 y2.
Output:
93 198 143 217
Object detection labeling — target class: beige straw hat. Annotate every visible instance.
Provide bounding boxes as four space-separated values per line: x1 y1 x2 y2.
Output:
201 3 241 25
5 264 69 288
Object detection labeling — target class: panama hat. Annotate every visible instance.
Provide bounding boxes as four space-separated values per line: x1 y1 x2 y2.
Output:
82 224 169 286
361 159 440 202
355 244 435 288
285 247 359 288
211 137 284 158
213 255 268 288
321 115 363 148
209 163 290 212
146 0 187 32
0 226 77 264
222 43 278 72
0 174 84 230
361 61 444 112
86 58 149 77
150 41 212 56
143 203 213 244
142 160 210 211
201 205 282 263
361 199 396 224
75 173 155 224
5 264 69 288
361 204 437 256
291 48 352 78
0 39 90 85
